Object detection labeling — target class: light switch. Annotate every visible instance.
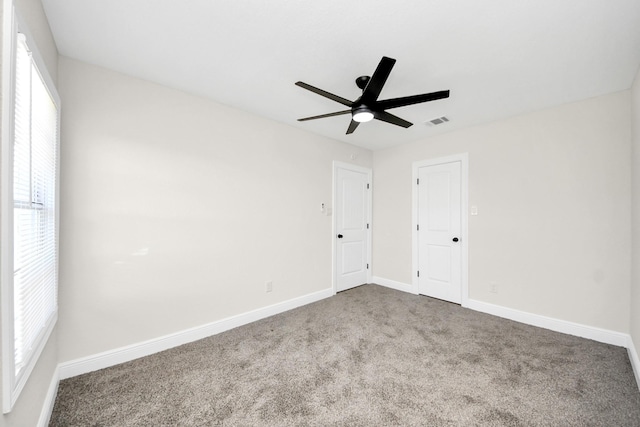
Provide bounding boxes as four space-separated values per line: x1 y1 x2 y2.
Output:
471 205 478 216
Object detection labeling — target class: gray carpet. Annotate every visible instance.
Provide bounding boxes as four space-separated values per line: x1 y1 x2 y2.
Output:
50 284 640 426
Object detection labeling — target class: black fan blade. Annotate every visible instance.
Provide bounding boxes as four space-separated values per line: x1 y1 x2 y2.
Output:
374 110 413 128
376 90 450 110
361 56 396 104
346 119 360 134
295 82 353 107
298 110 352 121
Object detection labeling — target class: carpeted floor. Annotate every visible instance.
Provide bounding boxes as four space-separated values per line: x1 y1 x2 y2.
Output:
50 284 640 426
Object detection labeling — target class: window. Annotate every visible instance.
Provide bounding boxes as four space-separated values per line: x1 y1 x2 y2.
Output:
1 6 60 413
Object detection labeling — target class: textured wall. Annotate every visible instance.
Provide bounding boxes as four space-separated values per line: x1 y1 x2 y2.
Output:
373 92 631 332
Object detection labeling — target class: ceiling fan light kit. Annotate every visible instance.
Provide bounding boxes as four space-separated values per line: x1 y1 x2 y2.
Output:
296 56 450 135
352 107 374 123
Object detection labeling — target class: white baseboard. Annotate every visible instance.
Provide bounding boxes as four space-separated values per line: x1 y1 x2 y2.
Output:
37 365 59 427
372 276 416 295
376 282 638 390
371 277 629 348
40 284 640 426
627 336 640 389
465 298 629 347
59 288 334 380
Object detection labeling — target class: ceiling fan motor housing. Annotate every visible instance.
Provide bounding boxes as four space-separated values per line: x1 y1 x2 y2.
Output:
356 76 371 90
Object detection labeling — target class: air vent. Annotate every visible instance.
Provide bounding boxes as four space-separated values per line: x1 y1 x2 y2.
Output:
426 116 450 126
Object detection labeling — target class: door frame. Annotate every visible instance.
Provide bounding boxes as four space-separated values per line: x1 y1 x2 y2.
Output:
332 161 372 294
412 153 469 305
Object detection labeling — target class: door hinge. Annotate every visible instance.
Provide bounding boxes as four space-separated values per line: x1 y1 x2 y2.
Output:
367 183 370 189
366 263 369 269
417 270 420 277
417 224 419 231
367 223 369 229
417 178 419 185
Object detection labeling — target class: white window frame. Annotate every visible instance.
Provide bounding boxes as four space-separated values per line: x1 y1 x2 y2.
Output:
1 1 61 413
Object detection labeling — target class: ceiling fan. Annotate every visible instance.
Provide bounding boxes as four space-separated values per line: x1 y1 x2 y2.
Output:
295 56 450 135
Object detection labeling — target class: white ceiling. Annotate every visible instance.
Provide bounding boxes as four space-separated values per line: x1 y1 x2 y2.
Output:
41 0 640 150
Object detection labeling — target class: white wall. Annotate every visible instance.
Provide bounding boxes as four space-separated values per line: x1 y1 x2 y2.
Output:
1 0 58 425
57 57 372 363
373 92 631 332
14 0 56 82
0 331 57 427
631 67 640 350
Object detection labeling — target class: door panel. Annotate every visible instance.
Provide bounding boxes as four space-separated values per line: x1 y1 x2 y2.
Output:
418 161 461 303
336 166 370 292
342 178 365 230
427 245 451 283
342 241 365 275
427 173 451 231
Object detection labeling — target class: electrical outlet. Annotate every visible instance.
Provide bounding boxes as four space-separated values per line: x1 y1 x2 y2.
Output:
266 281 273 293
490 282 498 294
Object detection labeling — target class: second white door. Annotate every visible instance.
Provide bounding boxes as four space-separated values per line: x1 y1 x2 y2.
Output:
335 164 371 292
417 161 462 303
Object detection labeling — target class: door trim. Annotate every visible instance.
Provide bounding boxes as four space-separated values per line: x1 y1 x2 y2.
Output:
332 161 372 294
412 153 468 305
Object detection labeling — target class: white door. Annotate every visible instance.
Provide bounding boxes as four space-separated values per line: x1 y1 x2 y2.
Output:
335 164 371 292
417 161 462 303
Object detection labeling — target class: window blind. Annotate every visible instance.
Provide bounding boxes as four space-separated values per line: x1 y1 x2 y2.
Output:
12 33 58 377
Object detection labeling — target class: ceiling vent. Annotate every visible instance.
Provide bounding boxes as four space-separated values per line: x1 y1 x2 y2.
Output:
426 116 449 126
